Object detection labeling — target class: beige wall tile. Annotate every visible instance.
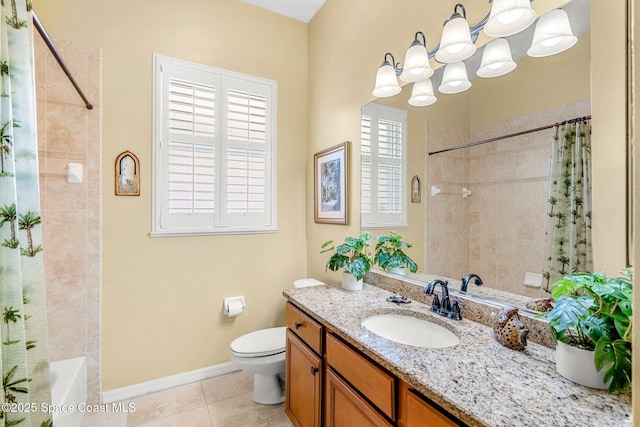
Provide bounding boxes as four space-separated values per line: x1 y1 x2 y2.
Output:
37 33 102 404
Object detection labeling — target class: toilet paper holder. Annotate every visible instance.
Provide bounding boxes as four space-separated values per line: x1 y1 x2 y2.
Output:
223 296 246 316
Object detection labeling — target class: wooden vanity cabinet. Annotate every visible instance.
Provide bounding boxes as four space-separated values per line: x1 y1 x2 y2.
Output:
397 381 463 427
285 301 464 427
285 303 324 427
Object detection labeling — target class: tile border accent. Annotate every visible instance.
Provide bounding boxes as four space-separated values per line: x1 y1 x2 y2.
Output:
102 362 238 404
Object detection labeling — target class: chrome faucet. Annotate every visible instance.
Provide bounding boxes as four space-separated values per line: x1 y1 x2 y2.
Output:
460 273 483 292
424 279 465 320
424 279 451 316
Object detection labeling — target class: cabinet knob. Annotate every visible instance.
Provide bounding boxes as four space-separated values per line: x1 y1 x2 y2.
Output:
310 366 319 376
294 322 303 330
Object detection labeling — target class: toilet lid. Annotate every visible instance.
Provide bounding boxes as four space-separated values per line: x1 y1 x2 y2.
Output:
231 326 286 357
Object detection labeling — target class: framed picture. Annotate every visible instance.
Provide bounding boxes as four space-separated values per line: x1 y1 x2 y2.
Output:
115 151 140 196
314 141 349 224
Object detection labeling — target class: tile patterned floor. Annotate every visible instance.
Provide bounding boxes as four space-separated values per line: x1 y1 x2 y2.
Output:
81 371 292 427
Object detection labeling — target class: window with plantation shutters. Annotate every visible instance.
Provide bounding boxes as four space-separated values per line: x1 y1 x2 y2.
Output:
152 55 277 236
361 104 407 229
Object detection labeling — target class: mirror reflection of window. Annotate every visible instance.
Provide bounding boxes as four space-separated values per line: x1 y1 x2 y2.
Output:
361 103 408 229
120 155 135 186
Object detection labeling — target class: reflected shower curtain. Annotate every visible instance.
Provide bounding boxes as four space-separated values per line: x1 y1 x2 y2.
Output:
0 1 52 426
543 119 593 290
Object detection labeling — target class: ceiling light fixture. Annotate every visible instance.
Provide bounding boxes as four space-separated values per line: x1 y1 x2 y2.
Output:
527 9 577 57
483 0 537 37
372 53 402 98
439 62 472 94
372 1 578 106
435 4 477 64
399 32 434 83
408 79 437 106
477 37 517 78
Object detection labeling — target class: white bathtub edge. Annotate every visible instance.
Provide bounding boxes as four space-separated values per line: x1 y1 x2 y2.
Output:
49 357 87 427
102 361 238 404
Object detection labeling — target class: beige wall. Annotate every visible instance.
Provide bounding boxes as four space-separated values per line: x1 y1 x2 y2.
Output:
33 0 308 390
469 34 591 128
590 1 628 275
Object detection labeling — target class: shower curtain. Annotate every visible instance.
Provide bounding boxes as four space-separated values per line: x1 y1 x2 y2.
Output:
543 119 593 290
0 1 52 426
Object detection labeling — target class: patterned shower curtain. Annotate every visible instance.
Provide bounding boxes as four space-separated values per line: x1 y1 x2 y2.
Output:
0 1 52 426
542 119 593 290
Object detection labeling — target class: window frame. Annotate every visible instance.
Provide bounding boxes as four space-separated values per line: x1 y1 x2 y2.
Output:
360 103 408 229
151 54 278 237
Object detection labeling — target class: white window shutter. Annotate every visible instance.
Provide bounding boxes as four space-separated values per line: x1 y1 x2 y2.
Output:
361 104 407 228
152 55 277 236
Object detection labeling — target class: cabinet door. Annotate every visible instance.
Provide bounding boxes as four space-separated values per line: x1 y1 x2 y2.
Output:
398 381 462 427
325 368 393 427
285 329 322 427
325 332 395 420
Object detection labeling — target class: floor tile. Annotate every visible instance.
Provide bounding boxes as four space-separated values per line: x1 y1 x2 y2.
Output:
79 374 291 426
81 408 129 427
134 406 212 427
202 371 253 404
208 391 291 427
127 382 206 426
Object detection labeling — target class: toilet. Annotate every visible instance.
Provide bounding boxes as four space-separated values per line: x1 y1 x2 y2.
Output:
229 278 324 405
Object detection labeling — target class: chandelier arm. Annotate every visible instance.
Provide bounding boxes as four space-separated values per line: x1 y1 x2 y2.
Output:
469 11 491 35
454 4 467 19
427 45 439 59
384 52 403 76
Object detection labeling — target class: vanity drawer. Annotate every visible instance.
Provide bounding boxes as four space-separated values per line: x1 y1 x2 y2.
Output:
286 302 323 354
325 332 396 420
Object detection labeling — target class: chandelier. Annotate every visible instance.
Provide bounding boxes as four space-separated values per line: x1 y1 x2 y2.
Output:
372 0 578 107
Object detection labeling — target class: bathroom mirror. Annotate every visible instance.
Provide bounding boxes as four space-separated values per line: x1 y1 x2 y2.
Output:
360 0 630 309
115 151 140 196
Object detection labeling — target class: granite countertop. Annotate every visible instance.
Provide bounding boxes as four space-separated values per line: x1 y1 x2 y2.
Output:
283 283 632 427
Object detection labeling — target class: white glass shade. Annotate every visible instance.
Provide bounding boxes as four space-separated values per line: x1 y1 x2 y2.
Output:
477 38 517 78
527 9 577 57
439 62 471 94
483 0 537 37
435 16 477 63
399 42 434 83
372 62 401 98
408 79 437 107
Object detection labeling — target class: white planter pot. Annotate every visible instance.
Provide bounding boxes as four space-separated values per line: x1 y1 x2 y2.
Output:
342 272 363 291
387 267 406 276
556 341 610 390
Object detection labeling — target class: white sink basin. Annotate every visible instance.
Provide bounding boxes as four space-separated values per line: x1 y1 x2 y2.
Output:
362 313 460 348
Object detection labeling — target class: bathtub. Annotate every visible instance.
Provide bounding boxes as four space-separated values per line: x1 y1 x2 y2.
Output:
49 357 87 427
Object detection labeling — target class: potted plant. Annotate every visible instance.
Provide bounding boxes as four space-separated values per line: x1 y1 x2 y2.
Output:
321 232 373 291
373 231 418 276
540 270 632 393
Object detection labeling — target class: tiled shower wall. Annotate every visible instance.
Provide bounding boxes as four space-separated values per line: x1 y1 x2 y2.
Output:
426 122 471 280
34 34 102 404
427 99 591 298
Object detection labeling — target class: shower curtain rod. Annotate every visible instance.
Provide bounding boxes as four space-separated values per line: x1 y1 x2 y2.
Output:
31 11 93 110
427 115 591 156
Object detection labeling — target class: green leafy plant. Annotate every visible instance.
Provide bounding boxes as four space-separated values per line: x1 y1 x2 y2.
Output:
321 232 373 281
373 231 418 273
540 270 632 393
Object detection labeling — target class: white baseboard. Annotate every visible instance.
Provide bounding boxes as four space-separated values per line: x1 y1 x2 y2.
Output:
101 362 239 403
